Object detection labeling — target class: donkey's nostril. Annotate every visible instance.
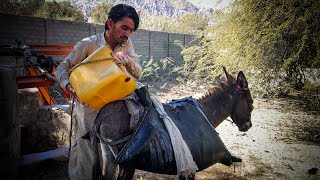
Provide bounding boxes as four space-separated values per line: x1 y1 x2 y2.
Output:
239 122 252 132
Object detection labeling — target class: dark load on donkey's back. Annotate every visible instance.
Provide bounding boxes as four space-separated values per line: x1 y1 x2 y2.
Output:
112 87 238 175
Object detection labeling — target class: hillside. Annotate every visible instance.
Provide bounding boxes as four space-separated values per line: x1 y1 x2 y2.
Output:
68 0 208 17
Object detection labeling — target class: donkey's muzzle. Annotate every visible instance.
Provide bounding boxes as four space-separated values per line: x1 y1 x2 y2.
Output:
239 121 252 132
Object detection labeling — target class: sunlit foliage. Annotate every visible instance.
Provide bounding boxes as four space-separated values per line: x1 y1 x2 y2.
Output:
182 0 320 96
88 2 113 24
139 12 208 34
0 0 84 22
35 1 84 21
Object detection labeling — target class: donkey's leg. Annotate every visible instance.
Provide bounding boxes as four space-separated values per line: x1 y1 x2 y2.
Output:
100 143 119 180
117 165 135 180
100 144 136 180
114 136 135 180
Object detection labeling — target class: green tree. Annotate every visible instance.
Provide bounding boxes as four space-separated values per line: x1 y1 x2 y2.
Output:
176 13 208 34
0 0 16 14
139 12 174 32
182 0 320 95
35 1 84 21
89 2 113 24
139 12 208 34
0 0 45 15
0 0 84 22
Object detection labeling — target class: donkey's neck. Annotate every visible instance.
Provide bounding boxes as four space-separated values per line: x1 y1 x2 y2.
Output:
198 89 235 128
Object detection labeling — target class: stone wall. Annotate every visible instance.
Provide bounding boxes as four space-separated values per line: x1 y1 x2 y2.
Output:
0 13 197 63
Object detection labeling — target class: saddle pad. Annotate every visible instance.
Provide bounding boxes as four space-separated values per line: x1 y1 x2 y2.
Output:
115 97 233 174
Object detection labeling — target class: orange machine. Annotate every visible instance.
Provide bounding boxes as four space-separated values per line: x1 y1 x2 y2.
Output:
0 42 74 105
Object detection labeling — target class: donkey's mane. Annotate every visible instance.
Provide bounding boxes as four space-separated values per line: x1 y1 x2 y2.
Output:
199 80 232 101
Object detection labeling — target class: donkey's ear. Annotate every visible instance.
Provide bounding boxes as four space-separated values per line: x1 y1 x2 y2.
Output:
222 66 236 83
237 71 248 90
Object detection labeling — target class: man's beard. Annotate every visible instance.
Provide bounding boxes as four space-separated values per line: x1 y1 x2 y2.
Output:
111 28 128 44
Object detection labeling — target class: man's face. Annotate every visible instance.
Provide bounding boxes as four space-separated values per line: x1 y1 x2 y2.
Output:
109 17 135 44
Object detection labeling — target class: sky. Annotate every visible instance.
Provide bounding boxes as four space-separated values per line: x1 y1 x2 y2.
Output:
187 0 233 9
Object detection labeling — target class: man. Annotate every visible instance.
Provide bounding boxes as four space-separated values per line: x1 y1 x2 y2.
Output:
54 4 142 179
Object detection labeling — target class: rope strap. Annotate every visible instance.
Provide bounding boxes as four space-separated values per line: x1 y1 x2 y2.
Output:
104 134 133 146
69 57 115 74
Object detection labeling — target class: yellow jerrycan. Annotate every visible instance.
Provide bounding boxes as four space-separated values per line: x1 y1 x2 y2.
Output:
69 45 138 110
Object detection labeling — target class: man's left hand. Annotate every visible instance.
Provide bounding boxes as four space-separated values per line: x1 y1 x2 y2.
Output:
114 51 130 66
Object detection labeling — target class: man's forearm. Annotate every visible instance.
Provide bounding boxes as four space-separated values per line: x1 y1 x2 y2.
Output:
125 59 142 79
54 60 71 89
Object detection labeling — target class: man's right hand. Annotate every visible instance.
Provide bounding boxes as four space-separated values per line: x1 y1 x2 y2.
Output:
66 83 89 106
66 83 75 94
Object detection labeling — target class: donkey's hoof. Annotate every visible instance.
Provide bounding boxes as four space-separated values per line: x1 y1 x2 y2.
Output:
232 156 242 162
178 173 195 180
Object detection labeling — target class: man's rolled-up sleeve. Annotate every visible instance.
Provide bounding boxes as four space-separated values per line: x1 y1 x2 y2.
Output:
54 41 89 88
125 39 143 80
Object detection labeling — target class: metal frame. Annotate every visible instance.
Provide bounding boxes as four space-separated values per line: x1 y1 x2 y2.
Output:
1 44 73 104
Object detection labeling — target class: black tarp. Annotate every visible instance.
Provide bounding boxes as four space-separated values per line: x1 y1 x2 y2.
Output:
115 96 234 175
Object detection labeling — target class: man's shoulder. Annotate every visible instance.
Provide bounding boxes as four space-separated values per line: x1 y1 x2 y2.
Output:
81 34 100 42
81 33 104 44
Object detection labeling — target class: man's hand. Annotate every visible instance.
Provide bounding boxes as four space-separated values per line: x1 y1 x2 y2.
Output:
66 83 75 94
114 51 134 68
66 83 88 106
113 51 141 79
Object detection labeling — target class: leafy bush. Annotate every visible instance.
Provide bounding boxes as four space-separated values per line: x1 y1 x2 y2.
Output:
301 82 320 110
141 58 161 82
141 56 184 83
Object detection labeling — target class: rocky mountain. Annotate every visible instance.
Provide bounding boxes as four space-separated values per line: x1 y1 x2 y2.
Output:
68 0 209 18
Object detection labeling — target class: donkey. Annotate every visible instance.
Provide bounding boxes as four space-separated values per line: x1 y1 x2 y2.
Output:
199 66 253 131
92 67 254 180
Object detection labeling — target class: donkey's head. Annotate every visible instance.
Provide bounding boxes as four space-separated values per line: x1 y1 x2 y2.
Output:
223 67 254 132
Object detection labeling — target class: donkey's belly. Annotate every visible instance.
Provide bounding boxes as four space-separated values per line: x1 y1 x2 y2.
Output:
163 101 232 171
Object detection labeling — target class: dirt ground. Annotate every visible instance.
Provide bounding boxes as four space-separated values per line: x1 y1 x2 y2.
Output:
19 84 320 180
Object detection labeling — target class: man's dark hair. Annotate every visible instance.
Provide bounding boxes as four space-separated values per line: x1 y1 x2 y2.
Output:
105 4 139 31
